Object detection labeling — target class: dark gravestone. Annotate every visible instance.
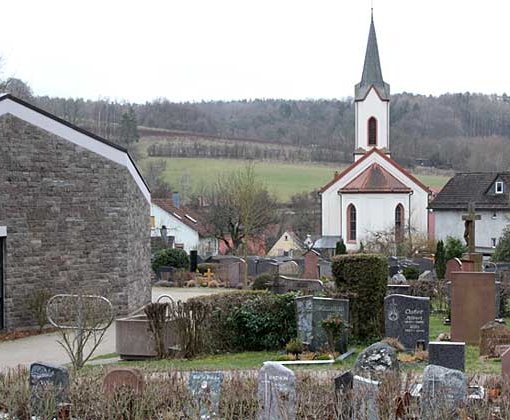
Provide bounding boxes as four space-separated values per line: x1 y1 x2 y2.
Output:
190 250 198 272
295 296 349 351
413 257 435 274
247 257 258 277
258 362 296 420
30 362 70 417
188 371 224 419
428 341 465 371
384 294 430 351
421 364 467 420
273 276 324 295
157 265 174 281
335 371 354 392
256 259 279 276
386 284 411 296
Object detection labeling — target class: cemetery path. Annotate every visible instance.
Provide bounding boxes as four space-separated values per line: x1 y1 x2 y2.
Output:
0 287 229 372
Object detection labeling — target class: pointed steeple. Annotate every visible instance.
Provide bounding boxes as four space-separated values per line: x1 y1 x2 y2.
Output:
355 12 390 101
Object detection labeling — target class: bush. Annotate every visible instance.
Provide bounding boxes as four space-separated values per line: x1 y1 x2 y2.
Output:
493 227 510 262
152 248 190 273
27 289 52 332
335 239 347 255
197 263 218 275
332 254 387 341
445 236 467 261
402 266 419 280
251 274 273 290
186 291 297 353
435 240 446 279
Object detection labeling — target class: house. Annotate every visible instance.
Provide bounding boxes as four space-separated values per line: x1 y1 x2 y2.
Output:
267 231 305 257
151 195 218 257
317 13 430 253
0 94 151 330
429 172 510 253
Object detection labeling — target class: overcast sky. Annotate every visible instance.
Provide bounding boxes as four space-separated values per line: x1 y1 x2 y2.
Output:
1 0 509 103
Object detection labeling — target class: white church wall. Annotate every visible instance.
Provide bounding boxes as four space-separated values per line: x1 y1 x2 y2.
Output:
434 210 510 249
355 88 389 151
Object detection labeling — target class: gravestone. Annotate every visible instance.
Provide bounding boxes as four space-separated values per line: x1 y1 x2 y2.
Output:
353 341 399 381
190 250 198 272
386 284 411 296
502 347 510 377
303 249 320 279
188 371 224 419
390 271 407 284
318 260 332 278
273 276 324 295
30 362 70 417
418 270 434 281
295 296 349 351
258 362 296 420
353 375 380 420
451 271 496 344
445 258 462 280
279 260 301 276
384 294 430 351
479 321 510 357
247 257 258 277
335 371 354 392
218 262 243 288
421 364 467 419
103 367 145 396
256 259 279 276
428 341 465 371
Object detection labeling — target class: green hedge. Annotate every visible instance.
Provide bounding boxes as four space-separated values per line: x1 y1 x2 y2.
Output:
186 291 296 353
332 254 387 341
152 248 190 272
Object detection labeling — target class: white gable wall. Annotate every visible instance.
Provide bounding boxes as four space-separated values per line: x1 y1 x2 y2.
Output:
355 88 390 153
434 210 510 249
151 204 200 253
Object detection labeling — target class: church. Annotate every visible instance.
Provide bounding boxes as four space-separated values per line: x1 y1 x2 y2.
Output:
318 14 430 252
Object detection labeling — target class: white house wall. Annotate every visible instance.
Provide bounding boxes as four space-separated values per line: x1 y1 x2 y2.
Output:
151 204 200 253
355 88 390 151
434 210 510 248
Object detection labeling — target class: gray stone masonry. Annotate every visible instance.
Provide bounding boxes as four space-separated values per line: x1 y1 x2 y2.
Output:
0 115 151 329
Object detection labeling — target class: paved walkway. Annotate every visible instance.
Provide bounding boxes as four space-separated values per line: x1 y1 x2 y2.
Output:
0 287 228 371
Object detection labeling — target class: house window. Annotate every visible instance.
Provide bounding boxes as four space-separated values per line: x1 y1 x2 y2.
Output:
496 181 504 194
492 238 497 247
347 204 357 242
368 117 377 146
395 204 404 242
284 235 288 241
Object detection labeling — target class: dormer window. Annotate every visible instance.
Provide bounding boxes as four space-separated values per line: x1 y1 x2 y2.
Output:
496 181 504 194
368 117 377 146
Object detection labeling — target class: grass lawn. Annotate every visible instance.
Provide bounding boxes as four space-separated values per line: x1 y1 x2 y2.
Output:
138 156 449 202
114 313 502 375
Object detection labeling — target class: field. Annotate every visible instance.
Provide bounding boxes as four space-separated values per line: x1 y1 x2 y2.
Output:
138 143 450 202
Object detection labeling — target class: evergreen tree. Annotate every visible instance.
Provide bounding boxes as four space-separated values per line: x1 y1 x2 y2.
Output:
434 239 446 279
444 236 467 261
335 239 347 255
493 228 510 262
119 106 139 146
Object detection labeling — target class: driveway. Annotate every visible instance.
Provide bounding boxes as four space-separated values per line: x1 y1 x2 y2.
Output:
0 287 229 371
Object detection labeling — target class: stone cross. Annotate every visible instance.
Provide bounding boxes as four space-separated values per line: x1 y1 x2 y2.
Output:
462 202 481 253
205 268 214 282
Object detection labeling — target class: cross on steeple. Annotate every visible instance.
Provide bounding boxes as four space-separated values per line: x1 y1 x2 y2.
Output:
461 202 481 254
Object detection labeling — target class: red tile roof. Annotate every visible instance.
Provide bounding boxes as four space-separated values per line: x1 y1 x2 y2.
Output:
152 199 211 237
339 163 412 193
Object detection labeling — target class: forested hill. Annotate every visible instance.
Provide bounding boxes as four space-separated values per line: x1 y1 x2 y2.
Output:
6 77 509 171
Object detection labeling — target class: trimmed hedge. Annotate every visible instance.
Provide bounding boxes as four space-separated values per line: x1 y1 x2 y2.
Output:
332 254 387 341
186 291 297 354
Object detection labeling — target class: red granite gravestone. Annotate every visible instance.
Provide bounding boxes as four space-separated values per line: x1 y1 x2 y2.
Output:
502 347 510 377
451 272 496 345
304 250 320 279
445 258 462 281
102 367 145 396
479 321 510 357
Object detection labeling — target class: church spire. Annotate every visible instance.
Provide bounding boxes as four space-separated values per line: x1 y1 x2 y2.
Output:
355 12 390 101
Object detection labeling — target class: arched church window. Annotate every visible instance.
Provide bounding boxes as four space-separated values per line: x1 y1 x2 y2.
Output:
368 117 377 146
395 204 404 242
347 204 357 242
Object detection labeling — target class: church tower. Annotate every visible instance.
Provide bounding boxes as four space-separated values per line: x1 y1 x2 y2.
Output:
354 13 390 161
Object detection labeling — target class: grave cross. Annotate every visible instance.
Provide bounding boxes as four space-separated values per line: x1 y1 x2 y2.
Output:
461 202 481 254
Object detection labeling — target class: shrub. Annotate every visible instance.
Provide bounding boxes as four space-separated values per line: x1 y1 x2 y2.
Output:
197 263 218 275
335 239 347 255
332 254 387 341
493 227 510 262
445 236 467 261
27 289 52 332
402 266 419 280
152 248 190 273
186 291 297 353
285 338 304 359
251 274 273 290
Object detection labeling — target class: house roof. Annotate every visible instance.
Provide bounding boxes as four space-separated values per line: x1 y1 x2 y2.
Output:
355 14 390 101
339 163 412 193
319 148 430 194
0 93 150 202
152 199 211 237
429 172 510 210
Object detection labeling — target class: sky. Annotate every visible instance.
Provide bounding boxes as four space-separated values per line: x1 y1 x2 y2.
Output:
1 0 509 103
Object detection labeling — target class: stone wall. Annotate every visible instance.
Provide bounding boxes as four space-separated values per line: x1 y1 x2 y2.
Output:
0 115 151 330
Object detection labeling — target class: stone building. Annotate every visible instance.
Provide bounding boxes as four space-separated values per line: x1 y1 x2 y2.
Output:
0 94 151 330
